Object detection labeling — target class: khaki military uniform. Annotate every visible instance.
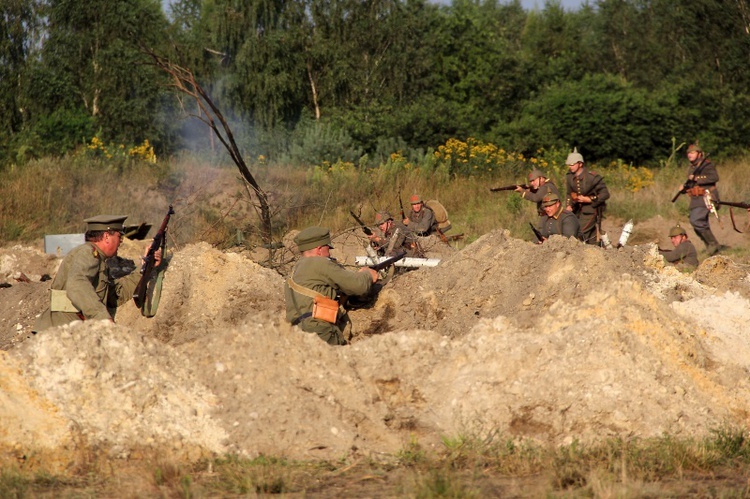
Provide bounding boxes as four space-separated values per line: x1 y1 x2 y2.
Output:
520 182 560 215
659 240 699 271
34 242 140 332
285 256 373 345
565 168 610 244
539 205 580 239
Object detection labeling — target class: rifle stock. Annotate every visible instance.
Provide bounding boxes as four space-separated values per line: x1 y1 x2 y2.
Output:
490 184 529 192
133 205 174 309
350 210 373 236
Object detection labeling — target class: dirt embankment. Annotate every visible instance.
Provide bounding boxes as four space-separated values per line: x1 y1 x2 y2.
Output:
1 220 750 471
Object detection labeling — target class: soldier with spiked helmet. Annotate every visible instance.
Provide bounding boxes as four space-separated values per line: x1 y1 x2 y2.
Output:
515 168 560 216
681 142 722 255
564 147 610 245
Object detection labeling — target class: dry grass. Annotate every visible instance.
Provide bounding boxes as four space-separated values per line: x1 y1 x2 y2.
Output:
2 428 749 497
2 154 749 253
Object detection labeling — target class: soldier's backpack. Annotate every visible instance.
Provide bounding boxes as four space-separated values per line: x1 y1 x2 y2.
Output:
425 199 451 232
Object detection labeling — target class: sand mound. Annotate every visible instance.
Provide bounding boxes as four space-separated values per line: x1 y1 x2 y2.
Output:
2 228 750 467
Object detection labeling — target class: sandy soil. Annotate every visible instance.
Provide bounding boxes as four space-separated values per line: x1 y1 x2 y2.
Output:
1 213 750 475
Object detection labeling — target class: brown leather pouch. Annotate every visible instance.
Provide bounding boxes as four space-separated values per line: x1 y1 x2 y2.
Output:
312 295 339 323
688 186 706 197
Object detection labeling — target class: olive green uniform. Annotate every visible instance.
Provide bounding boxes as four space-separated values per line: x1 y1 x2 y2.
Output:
285 256 372 345
34 242 140 332
565 168 610 244
659 240 699 271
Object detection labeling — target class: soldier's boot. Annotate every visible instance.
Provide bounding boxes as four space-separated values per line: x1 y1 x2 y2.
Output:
696 229 720 256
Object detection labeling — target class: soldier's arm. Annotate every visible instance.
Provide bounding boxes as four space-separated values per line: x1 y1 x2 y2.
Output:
589 176 610 207
113 270 141 306
322 260 373 297
696 163 719 185
66 254 111 320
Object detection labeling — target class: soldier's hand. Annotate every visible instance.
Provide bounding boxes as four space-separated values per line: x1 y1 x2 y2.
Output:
360 267 379 283
403 218 410 225
514 186 524 193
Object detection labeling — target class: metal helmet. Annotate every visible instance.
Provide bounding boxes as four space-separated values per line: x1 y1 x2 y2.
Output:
687 143 703 154
374 211 393 225
668 225 687 237
528 169 546 181
565 147 584 166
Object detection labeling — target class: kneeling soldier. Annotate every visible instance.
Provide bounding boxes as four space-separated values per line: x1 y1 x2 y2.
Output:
659 224 698 271
285 227 378 345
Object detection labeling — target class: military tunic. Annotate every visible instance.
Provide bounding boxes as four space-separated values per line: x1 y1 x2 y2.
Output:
686 158 720 232
34 242 140 332
659 240 699 271
539 205 580 239
521 182 560 215
406 206 436 236
565 167 610 244
285 256 373 345
373 221 416 256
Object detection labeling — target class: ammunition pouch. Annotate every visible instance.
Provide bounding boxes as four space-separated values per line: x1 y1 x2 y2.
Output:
312 295 339 324
688 186 706 197
288 277 340 325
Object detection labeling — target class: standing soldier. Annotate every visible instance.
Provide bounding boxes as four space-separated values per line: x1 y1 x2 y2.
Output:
34 214 162 332
681 143 722 255
564 147 610 245
285 226 378 346
659 224 699 271
538 193 580 242
403 194 436 236
515 168 560 217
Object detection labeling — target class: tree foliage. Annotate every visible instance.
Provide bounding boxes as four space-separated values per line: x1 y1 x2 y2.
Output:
2 0 750 166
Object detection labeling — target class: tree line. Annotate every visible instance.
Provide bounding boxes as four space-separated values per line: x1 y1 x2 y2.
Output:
2 0 749 168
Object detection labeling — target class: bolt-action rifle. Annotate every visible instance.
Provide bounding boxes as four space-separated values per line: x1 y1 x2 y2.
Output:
671 157 710 202
133 205 173 310
368 249 407 272
398 193 406 221
490 184 529 192
718 200 750 233
349 210 373 236
529 222 544 243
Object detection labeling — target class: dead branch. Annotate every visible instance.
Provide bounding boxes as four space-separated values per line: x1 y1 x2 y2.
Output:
142 47 273 246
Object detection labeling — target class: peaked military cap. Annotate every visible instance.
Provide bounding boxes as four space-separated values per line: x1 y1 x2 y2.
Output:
84 214 128 232
295 226 333 252
541 193 560 207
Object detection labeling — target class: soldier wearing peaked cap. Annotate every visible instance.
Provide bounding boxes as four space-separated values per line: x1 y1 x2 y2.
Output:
564 147 610 245
33 214 163 332
538 193 580 241
659 224 698 271
515 168 560 217
285 227 378 345
403 194 436 236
